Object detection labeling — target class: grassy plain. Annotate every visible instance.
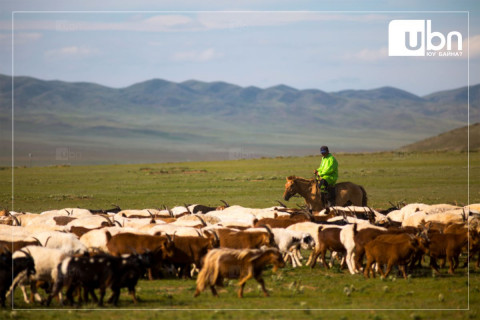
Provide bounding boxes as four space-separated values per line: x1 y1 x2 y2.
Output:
0 151 479 319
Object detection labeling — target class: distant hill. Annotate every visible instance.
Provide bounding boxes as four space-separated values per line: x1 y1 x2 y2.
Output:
399 123 479 152
0 74 478 165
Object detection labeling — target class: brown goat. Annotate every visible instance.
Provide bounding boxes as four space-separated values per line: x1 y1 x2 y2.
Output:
215 227 275 249
69 226 103 238
309 227 345 269
194 247 285 298
364 233 428 279
427 231 469 274
106 232 175 279
0 239 41 253
164 232 220 278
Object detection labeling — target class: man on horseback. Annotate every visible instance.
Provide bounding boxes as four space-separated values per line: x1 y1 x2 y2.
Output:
314 146 338 207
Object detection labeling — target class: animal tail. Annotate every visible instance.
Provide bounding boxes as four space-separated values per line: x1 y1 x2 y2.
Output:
360 185 368 207
196 250 221 292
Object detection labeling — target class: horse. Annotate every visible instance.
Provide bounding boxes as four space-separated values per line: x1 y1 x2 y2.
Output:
283 176 368 212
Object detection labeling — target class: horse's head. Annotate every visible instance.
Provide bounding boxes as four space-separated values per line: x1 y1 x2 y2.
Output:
283 176 298 201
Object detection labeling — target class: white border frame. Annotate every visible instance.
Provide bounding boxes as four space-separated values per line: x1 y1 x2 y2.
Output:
10 10 471 312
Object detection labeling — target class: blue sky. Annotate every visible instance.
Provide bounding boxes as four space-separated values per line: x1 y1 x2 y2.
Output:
0 0 478 96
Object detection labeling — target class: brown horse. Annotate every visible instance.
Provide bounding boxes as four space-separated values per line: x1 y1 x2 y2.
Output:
283 176 367 212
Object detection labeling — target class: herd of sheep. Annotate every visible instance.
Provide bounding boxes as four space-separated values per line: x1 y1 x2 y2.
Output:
0 201 479 307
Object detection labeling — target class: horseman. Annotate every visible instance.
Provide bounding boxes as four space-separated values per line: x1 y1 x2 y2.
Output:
314 146 338 207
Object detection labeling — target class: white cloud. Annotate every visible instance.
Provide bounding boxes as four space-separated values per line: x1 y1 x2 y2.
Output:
45 46 98 58
171 48 223 62
342 47 388 62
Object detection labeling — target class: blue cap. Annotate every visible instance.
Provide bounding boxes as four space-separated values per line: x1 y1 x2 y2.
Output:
320 146 329 154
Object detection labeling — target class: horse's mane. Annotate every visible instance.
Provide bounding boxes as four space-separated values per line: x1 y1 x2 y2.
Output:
287 175 314 183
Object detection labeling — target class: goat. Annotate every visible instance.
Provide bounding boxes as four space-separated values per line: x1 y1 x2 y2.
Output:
309 226 346 269
163 231 219 278
215 226 276 249
194 247 285 298
426 230 469 274
364 233 429 279
0 249 35 307
271 228 314 267
12 246 68 304
106 232 175 280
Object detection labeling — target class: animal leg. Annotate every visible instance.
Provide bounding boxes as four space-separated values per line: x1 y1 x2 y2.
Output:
237 270 253 298
98 287 106 306
379 263 388 278
19 285 30 304
448 255 456 275
430 258 441 275
129 288 138 304
399 265 408 279
255 276 269 297
210 285 218 297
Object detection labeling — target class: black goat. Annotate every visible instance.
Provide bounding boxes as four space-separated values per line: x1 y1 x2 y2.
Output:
0 250 35 308
47 252 151 306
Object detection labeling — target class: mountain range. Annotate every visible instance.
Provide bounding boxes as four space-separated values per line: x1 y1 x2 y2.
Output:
0 74 477 165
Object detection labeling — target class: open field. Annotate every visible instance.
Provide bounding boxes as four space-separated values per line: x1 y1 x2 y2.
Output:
0 151 479 319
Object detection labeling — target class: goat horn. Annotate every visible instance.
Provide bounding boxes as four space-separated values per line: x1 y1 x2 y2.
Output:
18 249 32 259
66 209 72 216
101 215 114 226
147 210 154 218
114 220 123 227
220 200 229 208
211 230 220 244
165 233 172 243
388 201 397 208
184 204 192 214
12 215 20 226
32 237 42 246
164 205 174 218
276 200 287 208
44 236 51 248
260 224 273 236
195 215 207 227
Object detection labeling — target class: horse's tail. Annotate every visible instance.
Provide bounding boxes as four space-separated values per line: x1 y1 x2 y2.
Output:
359 185 368 206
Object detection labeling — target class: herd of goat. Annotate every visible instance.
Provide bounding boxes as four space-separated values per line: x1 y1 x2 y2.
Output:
0 200 479 307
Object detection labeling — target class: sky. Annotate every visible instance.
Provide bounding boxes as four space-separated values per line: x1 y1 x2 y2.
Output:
0 0 479 96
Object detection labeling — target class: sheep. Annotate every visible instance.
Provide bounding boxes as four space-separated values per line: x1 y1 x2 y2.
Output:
12 246 68 304
194 247 285 298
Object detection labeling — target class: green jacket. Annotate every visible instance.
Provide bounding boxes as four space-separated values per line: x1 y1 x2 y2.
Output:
316 153 338 186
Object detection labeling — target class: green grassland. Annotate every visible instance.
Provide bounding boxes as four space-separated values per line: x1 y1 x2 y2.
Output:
0 151 479 319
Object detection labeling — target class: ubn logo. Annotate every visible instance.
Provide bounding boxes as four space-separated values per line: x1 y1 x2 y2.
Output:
388 20 463 56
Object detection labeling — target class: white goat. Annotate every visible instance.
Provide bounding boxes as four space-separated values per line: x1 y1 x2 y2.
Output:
12 246 68 304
